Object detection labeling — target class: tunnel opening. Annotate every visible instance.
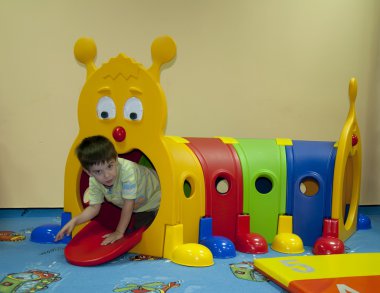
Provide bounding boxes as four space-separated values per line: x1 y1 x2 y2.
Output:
79 149 160 233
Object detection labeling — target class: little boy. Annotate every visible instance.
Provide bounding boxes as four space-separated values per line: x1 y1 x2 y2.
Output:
55 135 161 245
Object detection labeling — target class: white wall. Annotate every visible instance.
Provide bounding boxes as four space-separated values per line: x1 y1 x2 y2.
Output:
0 0 379 207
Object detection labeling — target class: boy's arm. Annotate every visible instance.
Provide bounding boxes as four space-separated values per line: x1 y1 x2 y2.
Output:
101 199 134 246
74 204 102 224
55 204 101 241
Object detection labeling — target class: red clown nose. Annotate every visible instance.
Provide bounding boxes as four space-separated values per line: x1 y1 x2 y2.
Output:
113 126 126 142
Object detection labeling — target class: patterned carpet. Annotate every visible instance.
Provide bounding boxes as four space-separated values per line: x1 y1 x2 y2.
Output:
0 206 379 293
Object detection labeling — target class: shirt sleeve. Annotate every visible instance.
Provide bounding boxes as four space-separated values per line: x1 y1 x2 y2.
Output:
88 177 105 205
121 165 138 200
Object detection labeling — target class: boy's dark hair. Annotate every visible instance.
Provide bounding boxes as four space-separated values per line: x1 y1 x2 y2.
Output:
76 136 118 171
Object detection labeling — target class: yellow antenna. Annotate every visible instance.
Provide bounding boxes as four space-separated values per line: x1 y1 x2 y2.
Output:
347 77 357 117
149 36 176 82
74 37 97 79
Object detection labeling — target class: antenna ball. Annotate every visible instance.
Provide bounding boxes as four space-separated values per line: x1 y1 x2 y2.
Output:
74 37 97 64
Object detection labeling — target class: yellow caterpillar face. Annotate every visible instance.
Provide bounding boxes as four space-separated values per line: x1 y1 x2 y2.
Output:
74 37 176 154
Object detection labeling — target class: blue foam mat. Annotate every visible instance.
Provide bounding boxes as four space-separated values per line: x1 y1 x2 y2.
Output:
0 206 379 292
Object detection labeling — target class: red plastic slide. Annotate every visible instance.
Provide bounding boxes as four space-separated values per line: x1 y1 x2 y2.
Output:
64 202 144 266
65 220 144 266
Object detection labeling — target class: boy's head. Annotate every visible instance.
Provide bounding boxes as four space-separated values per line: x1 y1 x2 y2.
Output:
76 135 118 171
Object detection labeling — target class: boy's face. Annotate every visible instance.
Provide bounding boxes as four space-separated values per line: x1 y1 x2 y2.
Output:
86 159 118 187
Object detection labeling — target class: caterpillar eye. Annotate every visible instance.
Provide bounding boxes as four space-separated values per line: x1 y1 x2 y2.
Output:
97 96 116 120
124 97 143 121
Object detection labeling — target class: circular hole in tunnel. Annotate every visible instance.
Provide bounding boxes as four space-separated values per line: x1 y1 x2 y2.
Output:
215 177 230 195
299 177 319 196
255 176 273 194
183 180 192 198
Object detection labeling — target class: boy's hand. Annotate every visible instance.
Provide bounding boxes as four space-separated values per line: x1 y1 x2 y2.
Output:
101 231 124 245
54 220 76 242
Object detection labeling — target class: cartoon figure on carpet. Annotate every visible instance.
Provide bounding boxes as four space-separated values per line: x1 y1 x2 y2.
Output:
0 270 61 292
230 261 268 282
129 254 162 261
0 231 25 242
113 281 180 293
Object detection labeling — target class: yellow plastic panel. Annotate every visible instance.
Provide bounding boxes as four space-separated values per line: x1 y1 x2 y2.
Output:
166 136 189 144
255 253 380 288
331 78 361 241
271 215 304 254
162 136 205 244
276 138 293 146
164 224 213 267
215 136 238 144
